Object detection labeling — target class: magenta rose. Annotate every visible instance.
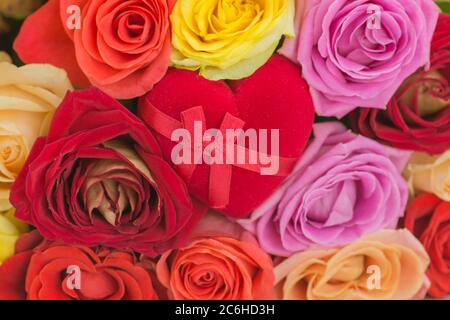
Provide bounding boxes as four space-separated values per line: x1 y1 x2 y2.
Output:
10 88 205 256
239 122 410 257
281 0 439 118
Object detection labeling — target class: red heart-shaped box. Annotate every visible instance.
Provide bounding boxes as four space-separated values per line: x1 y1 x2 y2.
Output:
138 55 314 217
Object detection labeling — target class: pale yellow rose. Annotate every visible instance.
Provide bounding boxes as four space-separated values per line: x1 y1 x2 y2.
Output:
0 62 72 210
170 0 295 80
404 151 450 201
0 208 28 263
274 230 430 300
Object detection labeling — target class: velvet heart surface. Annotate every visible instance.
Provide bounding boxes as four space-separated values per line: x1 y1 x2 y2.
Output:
138 55 314 217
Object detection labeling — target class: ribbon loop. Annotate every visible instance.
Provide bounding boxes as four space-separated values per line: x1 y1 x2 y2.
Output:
208 113 246 208
176 106 206 182
141 101 297 209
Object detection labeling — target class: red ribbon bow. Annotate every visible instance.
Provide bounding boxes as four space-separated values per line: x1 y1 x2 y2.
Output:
140 103 296 209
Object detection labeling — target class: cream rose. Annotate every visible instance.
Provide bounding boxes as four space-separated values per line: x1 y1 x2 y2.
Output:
170 0 295 80
274 230 430 300
0 62 72 210
404 151 450 201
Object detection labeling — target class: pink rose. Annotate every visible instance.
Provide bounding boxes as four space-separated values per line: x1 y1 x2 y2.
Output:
281 0 439 118
239 122 410 257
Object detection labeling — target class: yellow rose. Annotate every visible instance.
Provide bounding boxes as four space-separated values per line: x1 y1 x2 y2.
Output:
0 208 28 263
274 230 430 300
0 62 72 210
404 151 450 201
170 0 295 80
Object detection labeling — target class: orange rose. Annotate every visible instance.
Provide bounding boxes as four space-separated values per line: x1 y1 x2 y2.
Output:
274 230 430 300
155 212 274 300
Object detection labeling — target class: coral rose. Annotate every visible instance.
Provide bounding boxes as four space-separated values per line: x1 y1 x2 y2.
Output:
14 0 175 99
0 231 159 300
156 212 274 300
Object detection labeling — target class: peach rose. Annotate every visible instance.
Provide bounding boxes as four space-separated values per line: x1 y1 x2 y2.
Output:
155 212 274 300
274 230 430 300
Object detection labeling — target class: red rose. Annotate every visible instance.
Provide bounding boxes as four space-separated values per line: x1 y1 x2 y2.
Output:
351 13 450 154
404 193 450 298
0 231 159 300
10 88 205 256
14 0 175 99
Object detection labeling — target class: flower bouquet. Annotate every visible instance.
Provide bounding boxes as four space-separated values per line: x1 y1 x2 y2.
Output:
0 0 449 301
